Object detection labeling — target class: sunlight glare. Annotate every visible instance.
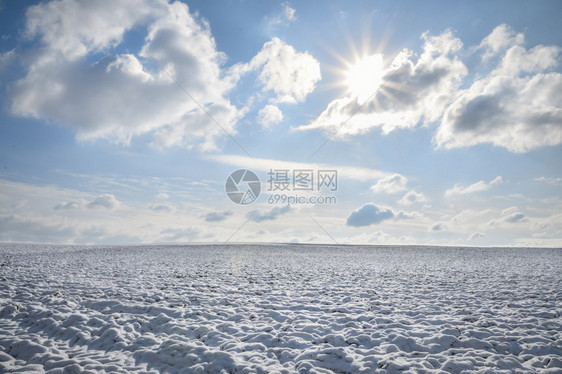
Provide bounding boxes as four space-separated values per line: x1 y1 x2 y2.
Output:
345 54 384 102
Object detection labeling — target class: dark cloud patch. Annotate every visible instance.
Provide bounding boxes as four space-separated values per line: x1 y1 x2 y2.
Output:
431 223 445 231
204 211 233 222
505 212 526 223
346 204 394 227
247 205 290 223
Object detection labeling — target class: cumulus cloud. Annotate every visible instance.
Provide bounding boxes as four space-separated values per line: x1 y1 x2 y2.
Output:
346 203 394 227
247 205 290 223
293 24 562 154
435 26 562 153
445 176 502 197
399 190 428 206
476 24 524 60
9 0 244 150
370 174 408 194
204 210 233 222
87 194 119 209
294 30 467 135
493 44 560 76
24 0 158 60
257 104 283 128
395 210 422 220
243 37 321 103
55 193 122 210
7 1 321 152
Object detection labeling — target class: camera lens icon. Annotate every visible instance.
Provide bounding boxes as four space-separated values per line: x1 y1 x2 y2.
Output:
225 169 261 205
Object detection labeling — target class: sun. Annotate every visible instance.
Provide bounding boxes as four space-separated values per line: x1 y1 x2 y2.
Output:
345 53 384 102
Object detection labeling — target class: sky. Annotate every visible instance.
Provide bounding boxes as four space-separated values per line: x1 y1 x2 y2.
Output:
0 0 561 247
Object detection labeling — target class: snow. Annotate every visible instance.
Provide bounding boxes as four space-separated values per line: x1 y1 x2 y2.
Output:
0 244 560 373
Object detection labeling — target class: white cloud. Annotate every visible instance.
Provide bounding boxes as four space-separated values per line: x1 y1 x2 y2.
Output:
257 104 283 128
54 193 122 210
346 204 394 227
0 49 15 72
449 208 493 225
477 24 524 60
204 210 233 222
9 0 244 151
245 37 321 103
160 227 201 242
87 194 119 209
399 190 428 206
155 192 169 200
268 3 296 27
247 205 290 223
528 212 562 240
535 177 562 185
371 174 408 194
445 176 503 197
149 204 173 213
0 178 242 244
205 154 391 181
294 30 467 135
504 212 527 223
54 201 81 210
500 206 520 216
395 210 423 220
469 232 485 240
24 0 160 61
292 24 562 154
435 28 562 153
494 44 560 76
283 3 296 21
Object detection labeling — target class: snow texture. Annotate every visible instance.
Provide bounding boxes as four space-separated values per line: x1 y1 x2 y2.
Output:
0 244 560 373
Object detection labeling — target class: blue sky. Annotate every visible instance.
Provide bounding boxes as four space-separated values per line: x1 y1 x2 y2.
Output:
0 0 561 246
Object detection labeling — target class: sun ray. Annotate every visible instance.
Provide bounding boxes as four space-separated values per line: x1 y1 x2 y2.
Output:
345 53 384 102
315 20 399 102
383 79 416 98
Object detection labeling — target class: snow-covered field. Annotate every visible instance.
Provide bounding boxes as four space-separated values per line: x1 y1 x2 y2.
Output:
0 244 560 373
